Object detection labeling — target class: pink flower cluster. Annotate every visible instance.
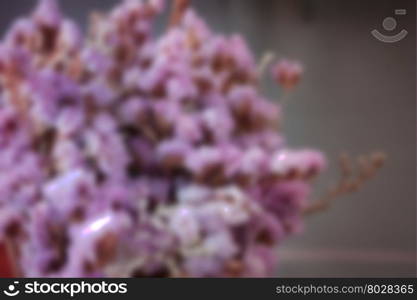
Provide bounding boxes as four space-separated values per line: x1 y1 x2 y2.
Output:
0 0 325 277
271 59 303 90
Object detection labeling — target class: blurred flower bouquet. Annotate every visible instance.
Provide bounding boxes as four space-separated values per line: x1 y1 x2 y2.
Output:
0 0 383 277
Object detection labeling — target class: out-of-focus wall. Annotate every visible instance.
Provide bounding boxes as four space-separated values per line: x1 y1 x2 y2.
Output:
0 0 415 277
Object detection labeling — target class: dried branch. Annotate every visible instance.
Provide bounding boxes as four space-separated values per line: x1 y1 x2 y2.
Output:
303 151 387 216
257 51 275 77
5 238 22 277
169 0 190 28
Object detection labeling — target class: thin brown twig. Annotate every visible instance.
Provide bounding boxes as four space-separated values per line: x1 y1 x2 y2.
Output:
169 0 190 28
303 151 387 216
5 238 22 277
257 51 275 76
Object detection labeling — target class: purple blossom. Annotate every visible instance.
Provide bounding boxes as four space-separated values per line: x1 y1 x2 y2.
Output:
33 0 62 28
0 0 325 277
271 59 304 90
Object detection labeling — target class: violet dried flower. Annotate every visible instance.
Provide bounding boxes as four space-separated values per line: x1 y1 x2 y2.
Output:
0 0 327 277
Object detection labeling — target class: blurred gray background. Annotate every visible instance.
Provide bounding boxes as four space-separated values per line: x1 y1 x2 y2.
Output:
0 0 415 277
